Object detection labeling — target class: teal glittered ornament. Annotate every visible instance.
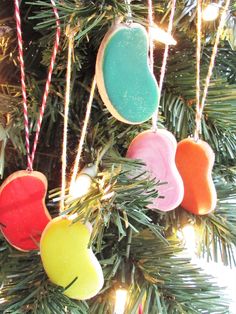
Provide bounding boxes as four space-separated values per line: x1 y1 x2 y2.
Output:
96 22 159 124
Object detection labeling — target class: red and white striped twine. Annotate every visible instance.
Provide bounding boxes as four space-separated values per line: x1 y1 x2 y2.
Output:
14 0 61 171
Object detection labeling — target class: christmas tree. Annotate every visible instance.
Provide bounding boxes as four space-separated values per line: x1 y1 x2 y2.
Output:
1 0 236 313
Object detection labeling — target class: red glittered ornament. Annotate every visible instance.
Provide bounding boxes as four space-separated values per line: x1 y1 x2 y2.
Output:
0 170 51 251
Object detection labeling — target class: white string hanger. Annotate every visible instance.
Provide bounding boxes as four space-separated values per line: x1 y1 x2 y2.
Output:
194 0 231 141
148 0 177 131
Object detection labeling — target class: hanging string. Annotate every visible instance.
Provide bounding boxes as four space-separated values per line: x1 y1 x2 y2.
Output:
14 0 61 171
158 0 176 97
70 77 97 189
124 0 133 23
194 0 231 140
60 25 77 212
195 0 202 141
148 0 154 73
150 0 176 131
14 0 30 168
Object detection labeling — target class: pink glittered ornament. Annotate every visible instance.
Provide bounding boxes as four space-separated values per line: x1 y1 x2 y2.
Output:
126 130 184 211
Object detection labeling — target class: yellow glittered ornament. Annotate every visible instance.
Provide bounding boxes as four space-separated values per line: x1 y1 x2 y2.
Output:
40 216 104 300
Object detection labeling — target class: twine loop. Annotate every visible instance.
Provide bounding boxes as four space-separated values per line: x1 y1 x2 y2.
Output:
14 0 61 170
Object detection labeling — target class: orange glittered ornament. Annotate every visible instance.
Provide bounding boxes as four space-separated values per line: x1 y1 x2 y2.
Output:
175 138 217 215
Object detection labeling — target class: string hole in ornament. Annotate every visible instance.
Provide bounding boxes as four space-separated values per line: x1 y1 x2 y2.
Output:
202 3 220 21
114 288 128 314
125 18 133 26
151 124 158 133
150 24 177 45
193 132 200 143
26 166 33 173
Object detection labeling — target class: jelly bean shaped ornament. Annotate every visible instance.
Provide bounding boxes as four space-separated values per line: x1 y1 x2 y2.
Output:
40 216 104 300
96 22 159 124
127 130 184 211
0 170 51 251
175 138 217 215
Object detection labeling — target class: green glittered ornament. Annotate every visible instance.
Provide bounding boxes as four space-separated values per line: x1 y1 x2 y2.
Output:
96 22 159 124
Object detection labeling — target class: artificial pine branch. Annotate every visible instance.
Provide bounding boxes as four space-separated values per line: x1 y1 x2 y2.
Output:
0 156 231 313
0 0 236 313
163 175 236 267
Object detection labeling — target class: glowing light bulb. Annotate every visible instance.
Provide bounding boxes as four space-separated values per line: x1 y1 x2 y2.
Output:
0 298 5 304
182 224 196 258
202 3 220 21
69 174 92 199
150 25 177 45
114 289 127 314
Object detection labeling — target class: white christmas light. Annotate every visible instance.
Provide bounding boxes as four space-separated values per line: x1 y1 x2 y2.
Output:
202 3 220 21
182 224 196 257
0 298 5 304
150 25 177 45
69 174 92 199
114 289 127 314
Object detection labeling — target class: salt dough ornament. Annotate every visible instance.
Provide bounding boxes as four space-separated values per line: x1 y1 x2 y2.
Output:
126 130 184 211
175 138 217 215
0 170 51 251
96 22 159 124
40 216 104 300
